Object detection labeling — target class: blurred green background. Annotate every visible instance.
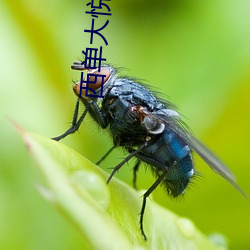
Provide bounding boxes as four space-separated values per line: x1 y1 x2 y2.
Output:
1 0 250 249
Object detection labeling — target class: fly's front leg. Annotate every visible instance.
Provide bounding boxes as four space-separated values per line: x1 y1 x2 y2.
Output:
88 100 107 129
52 99 107 141
52 99 88 141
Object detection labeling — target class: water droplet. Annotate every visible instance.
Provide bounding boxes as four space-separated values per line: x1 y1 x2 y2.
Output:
71 170 110 209
177 217 196 238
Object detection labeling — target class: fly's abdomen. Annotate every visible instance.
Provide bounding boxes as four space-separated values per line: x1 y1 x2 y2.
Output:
164 153 193 197
163 129 194 196
137 128 194 197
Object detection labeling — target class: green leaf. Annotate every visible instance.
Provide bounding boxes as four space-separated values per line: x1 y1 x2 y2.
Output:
19 128 226 250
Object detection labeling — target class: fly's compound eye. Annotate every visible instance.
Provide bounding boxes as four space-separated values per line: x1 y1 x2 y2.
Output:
71 62 111 99
142 116 165 134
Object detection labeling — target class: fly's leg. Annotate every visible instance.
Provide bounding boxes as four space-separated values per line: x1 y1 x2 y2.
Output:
52 99 88 141
88 100 107 129
133 160 141 189
96 145 116 165
107 144 146 184
140 172 166 240
52 99 107 141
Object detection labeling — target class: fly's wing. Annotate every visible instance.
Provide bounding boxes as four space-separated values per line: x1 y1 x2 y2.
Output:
183 132 248 197
152 110 247 198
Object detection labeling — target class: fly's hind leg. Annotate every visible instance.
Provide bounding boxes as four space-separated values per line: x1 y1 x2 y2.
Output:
140 172 166 240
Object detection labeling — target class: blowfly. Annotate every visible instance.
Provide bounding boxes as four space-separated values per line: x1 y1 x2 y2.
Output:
52 62 246 240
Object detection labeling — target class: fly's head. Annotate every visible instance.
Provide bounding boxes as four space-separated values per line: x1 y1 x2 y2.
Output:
71 62 117 103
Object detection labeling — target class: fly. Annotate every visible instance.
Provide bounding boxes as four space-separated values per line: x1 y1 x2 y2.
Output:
52 62 247 240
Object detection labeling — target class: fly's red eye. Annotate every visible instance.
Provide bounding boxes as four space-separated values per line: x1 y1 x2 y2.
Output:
72 66 111 99
71 62 111 89
86 68 111 90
